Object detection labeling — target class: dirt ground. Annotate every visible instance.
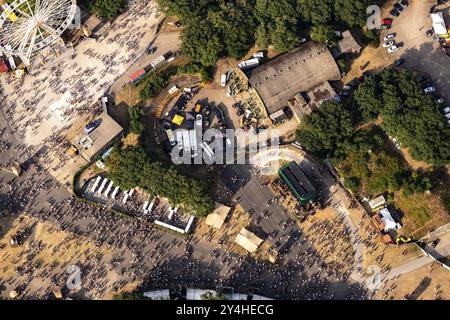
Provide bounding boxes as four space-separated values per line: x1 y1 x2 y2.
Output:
297 208 355 275
377 261 450 300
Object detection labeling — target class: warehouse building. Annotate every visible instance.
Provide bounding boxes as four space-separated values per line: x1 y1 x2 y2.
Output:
278 161 317 206
246 42 341 120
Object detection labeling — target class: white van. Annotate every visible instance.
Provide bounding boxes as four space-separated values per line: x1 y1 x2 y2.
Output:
221 74 227 87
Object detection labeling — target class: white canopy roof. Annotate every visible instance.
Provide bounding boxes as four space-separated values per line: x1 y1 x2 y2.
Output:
380 208 398 232
235 228 263 253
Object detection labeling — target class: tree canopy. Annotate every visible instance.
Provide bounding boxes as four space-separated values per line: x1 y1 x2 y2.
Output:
296 101 354 158
353 69 450 165
86 0 127 20
128 105 145 135
157 0 374 65
107 147 215 217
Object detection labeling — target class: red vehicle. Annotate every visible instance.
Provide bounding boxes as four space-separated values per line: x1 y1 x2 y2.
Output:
382 18 393 26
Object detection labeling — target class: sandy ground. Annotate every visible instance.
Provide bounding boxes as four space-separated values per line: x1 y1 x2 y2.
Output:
377 261 450 300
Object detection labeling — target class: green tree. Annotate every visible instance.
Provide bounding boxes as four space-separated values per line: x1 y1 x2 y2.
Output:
107 147 215 217
310 25 336 45
296 101 354 158
87 0 126 20
129 105 145 135
353 77 383 121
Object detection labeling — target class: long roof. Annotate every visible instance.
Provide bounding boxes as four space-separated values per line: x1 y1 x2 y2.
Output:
279 161 316 200
235 228 263 253
247 42 340 114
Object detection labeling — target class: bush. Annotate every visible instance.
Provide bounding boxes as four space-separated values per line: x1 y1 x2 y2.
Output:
87 0 126 20
128 105 145 135
177 63 214 82
139 68 177 100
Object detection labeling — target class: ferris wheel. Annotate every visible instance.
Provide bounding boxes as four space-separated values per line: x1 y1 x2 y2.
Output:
0 0 77 64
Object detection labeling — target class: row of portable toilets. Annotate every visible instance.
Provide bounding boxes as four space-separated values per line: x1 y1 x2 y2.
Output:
90 176 134 204
90 176 194 234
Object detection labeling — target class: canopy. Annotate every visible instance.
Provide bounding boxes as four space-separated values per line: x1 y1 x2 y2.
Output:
172 114 184 126
205 204 230 229
235 228 263 253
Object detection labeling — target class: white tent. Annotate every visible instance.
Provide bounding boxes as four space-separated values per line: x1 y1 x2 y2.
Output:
431 12 448 35
235 228 263 253
379 208 400 232
205 204 230 229
143 289 170 300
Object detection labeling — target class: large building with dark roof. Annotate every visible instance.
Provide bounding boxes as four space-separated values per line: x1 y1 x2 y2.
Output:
247 42 341 116
278 161 317 206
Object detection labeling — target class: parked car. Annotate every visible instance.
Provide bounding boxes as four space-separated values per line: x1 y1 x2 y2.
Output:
423 86 436 94
384 33 396 41
394 3 404 11
426 29 434 37
383 40 395 48
387 45 400 53
390 8 400 17
399 0 408 9
436 98 445 104
415 75 428 83
84 119 101 135
443 107 450 114
382 18 393 26
394 58 404 66
146 45 156 54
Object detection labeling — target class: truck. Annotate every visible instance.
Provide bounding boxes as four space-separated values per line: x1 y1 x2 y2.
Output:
182 129 191 153
238 58 260 70
151 55 166 68
189 129 198 156
129 69 146 85
221 74 227 87
165 128 177 146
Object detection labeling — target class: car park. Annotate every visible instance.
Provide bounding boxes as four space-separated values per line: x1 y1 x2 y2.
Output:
383 40 395 48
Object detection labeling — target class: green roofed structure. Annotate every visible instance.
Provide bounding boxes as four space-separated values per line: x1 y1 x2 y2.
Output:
278 161 317 206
